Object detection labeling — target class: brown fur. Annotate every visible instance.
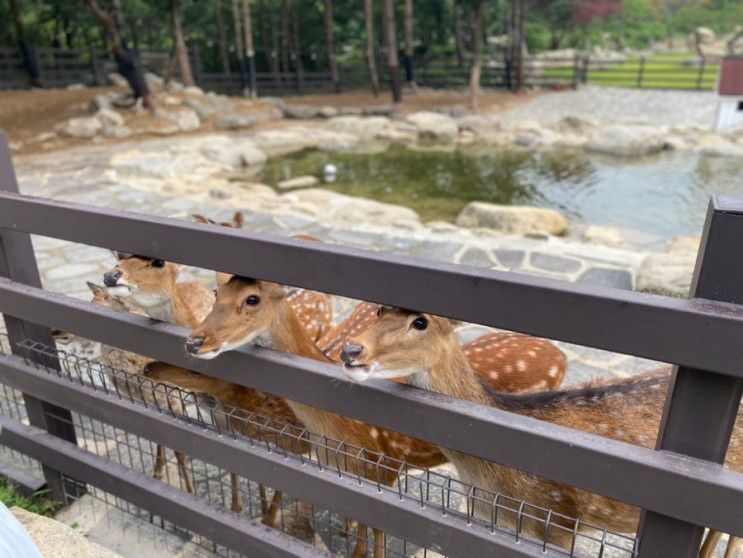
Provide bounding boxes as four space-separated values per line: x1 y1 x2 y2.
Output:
319 302 566 392
346 309 743 550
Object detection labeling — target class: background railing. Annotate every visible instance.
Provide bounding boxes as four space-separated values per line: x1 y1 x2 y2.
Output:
0 45 720 94
0 131 741 556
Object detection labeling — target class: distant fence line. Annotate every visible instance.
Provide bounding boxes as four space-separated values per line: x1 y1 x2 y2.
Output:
0 44 719 95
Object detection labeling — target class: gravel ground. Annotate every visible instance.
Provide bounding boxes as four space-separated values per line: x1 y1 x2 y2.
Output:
498 86 718 128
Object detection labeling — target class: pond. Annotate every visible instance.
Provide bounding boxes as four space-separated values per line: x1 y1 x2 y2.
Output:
260 145 743 244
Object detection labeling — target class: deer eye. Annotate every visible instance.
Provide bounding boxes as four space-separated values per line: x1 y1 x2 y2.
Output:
245 295 261 306
411 317 428 331
151 259 165 268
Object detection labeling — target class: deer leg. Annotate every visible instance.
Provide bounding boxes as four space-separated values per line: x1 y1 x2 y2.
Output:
153 444 166 480
724 535 742 558
264 490 283 526
175 451 194 493
230 474 243 513
700 530 723 558
372 528 386 557
351 523 368 558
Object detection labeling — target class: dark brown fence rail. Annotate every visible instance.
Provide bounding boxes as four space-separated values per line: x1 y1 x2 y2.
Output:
0 131 742 556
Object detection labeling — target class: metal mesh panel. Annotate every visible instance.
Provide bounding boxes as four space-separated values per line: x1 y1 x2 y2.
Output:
0 335 638 557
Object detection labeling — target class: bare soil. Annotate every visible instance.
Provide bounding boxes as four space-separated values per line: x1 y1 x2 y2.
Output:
0 86 535 157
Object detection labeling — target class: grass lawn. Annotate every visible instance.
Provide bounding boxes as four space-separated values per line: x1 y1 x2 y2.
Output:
545 53 719 90
0 476 57 517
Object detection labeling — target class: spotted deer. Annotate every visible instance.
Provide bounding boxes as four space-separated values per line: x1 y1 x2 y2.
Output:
319 301 566 392
102 255 315 530
184 277 568 556
342 307 743 555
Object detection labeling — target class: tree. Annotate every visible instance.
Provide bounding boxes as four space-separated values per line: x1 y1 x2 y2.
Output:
323 0 341 93
171 0 195 86
84 0 152 107
9 0 42 87
290 0 305 92
469 0 486 108
382 0 401 103
214 0 231 75
403 0 415 86
241 0 257 97
364 0 381 96
230 0 248 93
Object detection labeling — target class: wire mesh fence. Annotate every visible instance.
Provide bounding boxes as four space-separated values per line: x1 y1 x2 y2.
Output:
0 333 639 557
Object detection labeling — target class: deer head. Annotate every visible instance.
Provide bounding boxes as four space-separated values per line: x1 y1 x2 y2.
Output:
185 276 289 359
342 306 462 388
102 253 181 315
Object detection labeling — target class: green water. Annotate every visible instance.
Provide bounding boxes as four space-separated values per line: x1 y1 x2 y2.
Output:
260 144 743 242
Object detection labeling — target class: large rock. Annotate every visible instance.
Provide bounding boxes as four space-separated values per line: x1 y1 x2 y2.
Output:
215 113 264 130
102 125 133 139
10 507 121 558
284 104 319 119
324 116 390 140
636 251 695 297
90 93 114 112
107 72 129 87
584 125 668 157
144 71 164 90
55 116 102 139
183 96 232 119
157 108 200 132
253 128 308 154
201 137 267 167
456 202 569 236
316 131 360 151
95 108 124 127
407 111 459 142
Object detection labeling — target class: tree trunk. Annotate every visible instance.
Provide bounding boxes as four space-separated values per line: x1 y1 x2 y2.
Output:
403 0 415 86
230 0 248 92
323 0 341 93
241 0 257 97
84 0 152 107
280 0 290 74
269 0 283 91
9 0 42 87
469 0 486 109
171 0 195 86
453 1 464 67
382 0 401 103
214 0 231 75
364 0 380 96
290 0 305 93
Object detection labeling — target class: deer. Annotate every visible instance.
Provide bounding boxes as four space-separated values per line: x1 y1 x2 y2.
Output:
341 307 743 556
319 301 566 392
184 277 569 557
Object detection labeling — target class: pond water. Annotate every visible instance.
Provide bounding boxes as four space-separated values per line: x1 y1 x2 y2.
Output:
260 145 743 244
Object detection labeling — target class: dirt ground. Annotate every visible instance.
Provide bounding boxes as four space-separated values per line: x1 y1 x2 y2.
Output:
0 86 534 157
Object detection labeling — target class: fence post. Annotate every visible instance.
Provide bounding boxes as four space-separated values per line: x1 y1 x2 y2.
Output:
89 45 102 86
636 55 645 88
0 132 80 502
635 197 743 557
696 58 706 90
582 55 589 85
192 44 203 87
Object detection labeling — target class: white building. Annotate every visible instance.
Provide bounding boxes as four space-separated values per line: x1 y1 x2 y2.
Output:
716 56 743 130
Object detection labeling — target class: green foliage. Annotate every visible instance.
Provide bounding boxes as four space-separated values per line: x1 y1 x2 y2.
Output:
0 477 57 517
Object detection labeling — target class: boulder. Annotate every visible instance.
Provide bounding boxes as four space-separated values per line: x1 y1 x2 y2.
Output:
111 93 136 108
144 71 164 90
316 131 360 151
165 108 201 132
584 125 668 157
277 176 319 190
183 85 205 96
364 105 396 117
55 116 102 139
284 104 319 119
183 97 220 119
200 138 267 167
319 106 339 118
456 202 569 236
90 94 113 112
215 113 263 130
95 108 124 127
253 129 308 153
10 507 121 558
324 116 390 140
102 125 134 139
107 72 129 87
406 111 459 142
581 225 629 248
636 251 695 297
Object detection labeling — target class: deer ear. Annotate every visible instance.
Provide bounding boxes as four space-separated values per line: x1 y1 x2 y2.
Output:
232 212 244 228
443 317 463 329
215 272 232 287
191 214 210 224
86 281 105 295
258 281 290 299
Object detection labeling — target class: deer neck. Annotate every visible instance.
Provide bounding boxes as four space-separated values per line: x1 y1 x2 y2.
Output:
266 301 332 363
146 282 197 327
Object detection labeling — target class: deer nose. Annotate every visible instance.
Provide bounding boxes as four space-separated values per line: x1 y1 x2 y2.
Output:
341 342 364 364
185 336 205 355
103 270 122 287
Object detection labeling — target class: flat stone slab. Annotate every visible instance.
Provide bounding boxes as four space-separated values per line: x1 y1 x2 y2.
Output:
576 267 633 290
530 252 583 273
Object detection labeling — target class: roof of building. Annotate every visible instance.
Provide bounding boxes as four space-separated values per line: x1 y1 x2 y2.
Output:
719 56 743 96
